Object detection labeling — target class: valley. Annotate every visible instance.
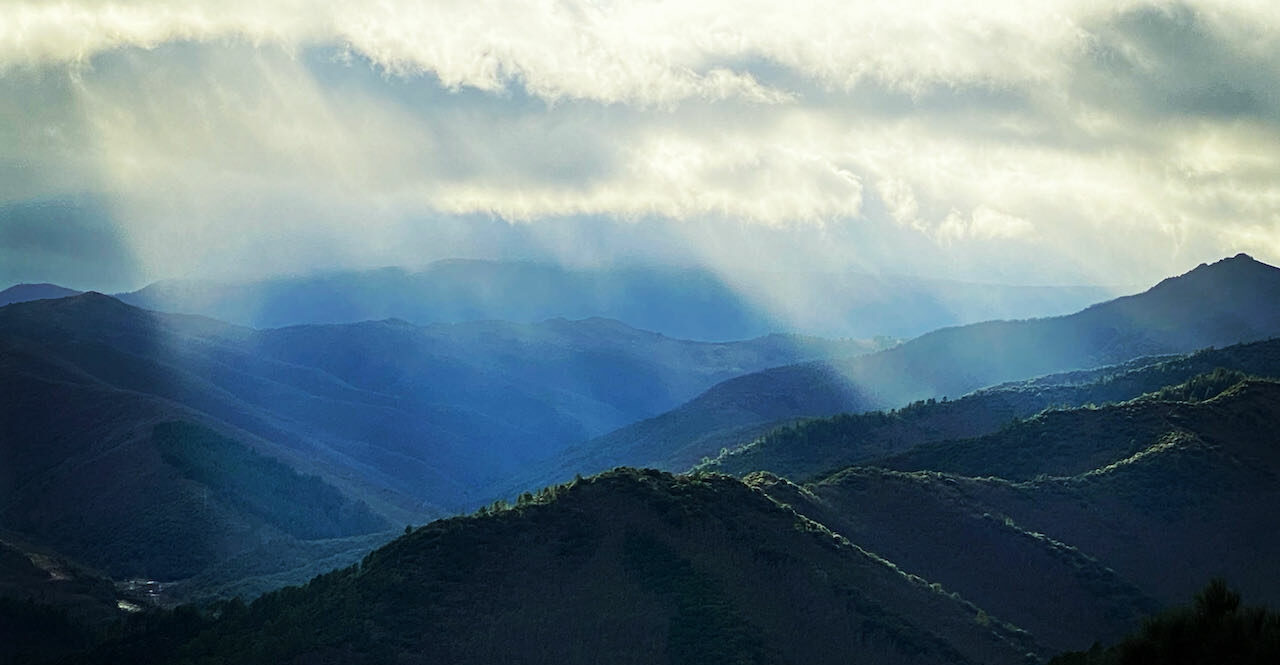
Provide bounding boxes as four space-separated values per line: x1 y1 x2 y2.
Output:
3 254 1280 664
7 8 1279 662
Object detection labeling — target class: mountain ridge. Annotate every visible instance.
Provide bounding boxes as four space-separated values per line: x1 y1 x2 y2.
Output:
68 468 1044 665
3 257 1278 662
701 337 1280 481
113 260 1115 341
0 291 884 596
742 378 1280 653
0 283 82 307
530 254 1280 485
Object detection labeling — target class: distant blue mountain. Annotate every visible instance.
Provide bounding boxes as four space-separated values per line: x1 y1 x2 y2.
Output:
0 283 81 306
115 260 1114 340
0 292 882 589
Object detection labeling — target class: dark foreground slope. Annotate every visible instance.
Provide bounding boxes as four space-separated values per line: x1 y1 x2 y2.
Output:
74 470 1041 665
706 338 1280 481
534 255 1280 485
874 374 1280 482
1050 580 1280 665
0 536 132 665
757 380 1280 653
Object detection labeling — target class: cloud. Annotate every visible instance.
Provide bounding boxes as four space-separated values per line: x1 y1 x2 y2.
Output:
12 1 1276 106
938 207 1035 243
1 1 1279 289
1074 3 1280 123
1 1 794 105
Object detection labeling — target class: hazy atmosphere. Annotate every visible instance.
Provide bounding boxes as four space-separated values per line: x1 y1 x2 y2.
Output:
4 0 1279 292
6 4 1280 664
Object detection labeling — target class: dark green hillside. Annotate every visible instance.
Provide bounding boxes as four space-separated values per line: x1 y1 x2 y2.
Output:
153 422 385 541
1140 367 1251 402
0 538 118 623
74 470 1042 665
749 471 1157 654
874 375 1279 482
735 381 1280 652
0 345 390 587
703 338 1280 480
0 537 123 665
0 596 98 665
941 380 1280 607
1050 580 1280 665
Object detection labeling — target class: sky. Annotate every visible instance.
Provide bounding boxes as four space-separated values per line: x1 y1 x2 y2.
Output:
1 0 1278 292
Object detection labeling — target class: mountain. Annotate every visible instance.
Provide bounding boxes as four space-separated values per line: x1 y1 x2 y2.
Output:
536 255 1280 484
0 283 80 306
0 293 879 594
871 375 1279 482
1050 580 1280 665
69 469 1043 665
13 346 1280 662
0 342 392 584
748 471 1157 654
246 316 882 459
808 378 1280 644
748 378 1280 653
0 534 140 665
949 380 1280 608
703 337 1280 481
115 260 1113 340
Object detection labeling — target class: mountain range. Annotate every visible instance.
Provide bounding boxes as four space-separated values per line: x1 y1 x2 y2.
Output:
757 375 1280 647
97 260 1112 340
3 253 1280 664
67 470 1046 665
703 338 1280 481
0 293 879 594
48 377 1280 662
530 254 1280 486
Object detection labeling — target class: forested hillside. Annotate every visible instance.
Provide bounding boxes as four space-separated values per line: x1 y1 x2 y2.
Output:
529 255 1280 487
705 339 1280 481
65 469 1041 665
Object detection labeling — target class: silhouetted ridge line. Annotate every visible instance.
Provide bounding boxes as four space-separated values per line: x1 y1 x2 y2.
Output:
0 283 82 306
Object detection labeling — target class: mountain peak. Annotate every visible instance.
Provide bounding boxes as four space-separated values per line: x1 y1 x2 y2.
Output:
60 290 134 309
0 282 82 307
1144 253 1279 296
0 291 146 328
1196 252 1269 272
